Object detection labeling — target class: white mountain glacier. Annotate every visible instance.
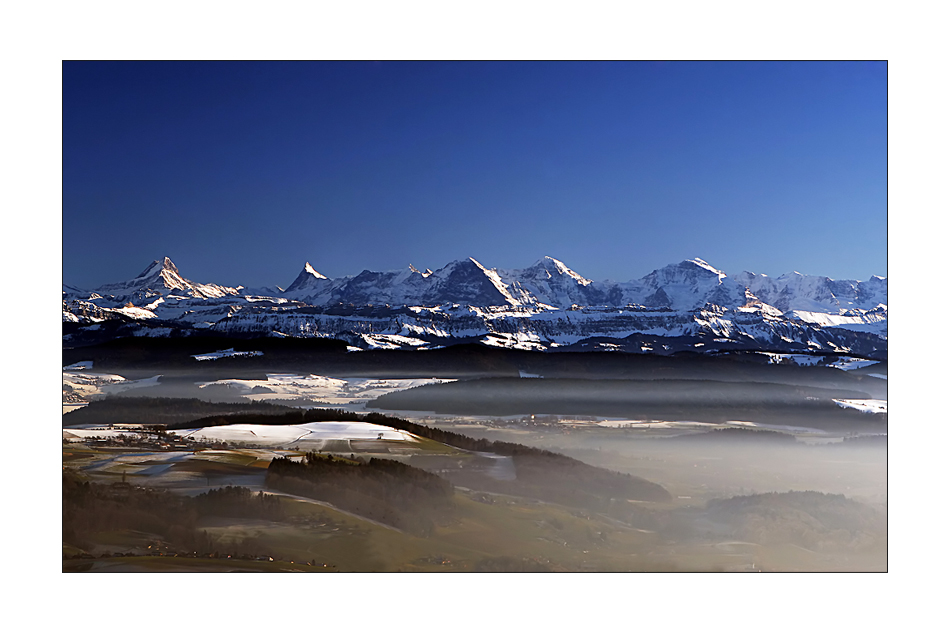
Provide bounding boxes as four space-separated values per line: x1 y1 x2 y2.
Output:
63 255 887 358
733 269 888 313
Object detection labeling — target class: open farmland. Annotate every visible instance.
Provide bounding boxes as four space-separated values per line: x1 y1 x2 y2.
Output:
63 346 885 572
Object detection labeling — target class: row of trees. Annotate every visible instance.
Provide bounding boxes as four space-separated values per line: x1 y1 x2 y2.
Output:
266 454 455 537
64 396 295 427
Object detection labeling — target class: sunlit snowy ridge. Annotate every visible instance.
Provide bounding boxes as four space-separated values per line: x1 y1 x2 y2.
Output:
63 256 886 357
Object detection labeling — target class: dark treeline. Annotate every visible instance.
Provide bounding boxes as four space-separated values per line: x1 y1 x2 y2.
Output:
62 334 346 377
63 397 296 428
63 470 283 557
368 377 886 430
704 491 886 551
191 485 285 518
663 427 799 444
446 451 672 512
266 454 454 536
84 377 272 403
167 406 357 431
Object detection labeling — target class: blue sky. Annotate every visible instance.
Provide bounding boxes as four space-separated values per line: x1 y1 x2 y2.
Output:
63 61 886 289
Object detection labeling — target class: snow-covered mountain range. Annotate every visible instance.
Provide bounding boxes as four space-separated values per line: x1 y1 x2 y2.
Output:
63 256 887 358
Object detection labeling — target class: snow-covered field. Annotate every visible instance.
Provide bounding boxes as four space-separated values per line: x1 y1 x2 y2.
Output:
62 367 162 397
196 374 454 406
99 375 163 395
62 361 452 407
64 421 422 450
754 353 882 370
176 421 420 447
594 419 828 434
827 357 879 371
760 353 824 366
358 333 431 350
833 399 888 414
62 370 129 400
192 348 264 361
481 332 548 351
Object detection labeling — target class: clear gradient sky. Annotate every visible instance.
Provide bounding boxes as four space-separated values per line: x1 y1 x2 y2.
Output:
63 61 886 290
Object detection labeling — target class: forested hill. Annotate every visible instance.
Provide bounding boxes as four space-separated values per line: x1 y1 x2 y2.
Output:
267 454 454 536
168 407 672 504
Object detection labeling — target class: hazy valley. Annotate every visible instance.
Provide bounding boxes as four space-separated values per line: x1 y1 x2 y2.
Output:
63 329 886 572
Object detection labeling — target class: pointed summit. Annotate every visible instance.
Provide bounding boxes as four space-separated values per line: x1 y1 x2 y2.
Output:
684 258 724 276
526 256 592 286
302 262 328 280
421 257 521 306
285 262 332 296
94 257 239 301
135 256 179 280
434 257 491 277
634 259 746 310
645 259 728 285
496 256 606 308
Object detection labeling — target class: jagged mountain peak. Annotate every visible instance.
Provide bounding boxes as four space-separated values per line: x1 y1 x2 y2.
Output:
124 256 185 286
420 257 521 306
408 264 433 278
525 256 592 284
284 262 333 297
432 257 492 277
466 256 488 271
136 256 179 279
633 258 746 311
646 258 728 285
94 256 239 302
64 254 887 357
675 258 727 278
302 262 328 280
71 254 887 317
530 255 568 269
735 268 887 313
685 257 722 273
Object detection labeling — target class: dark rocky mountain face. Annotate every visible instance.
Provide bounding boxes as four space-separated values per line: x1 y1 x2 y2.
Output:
420 259 512 306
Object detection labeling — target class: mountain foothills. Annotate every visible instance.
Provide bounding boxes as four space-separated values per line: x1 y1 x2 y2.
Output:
63 256 887 358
